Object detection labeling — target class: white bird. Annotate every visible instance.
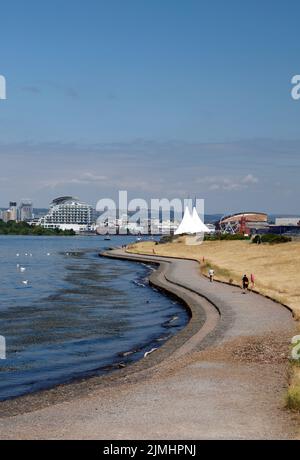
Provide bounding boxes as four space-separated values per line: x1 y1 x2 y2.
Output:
20 267 26 272
25 253 28 256
22 280 29 286
16 254 20 257
46 253 51 256
144 348 158 358
17 264 20 269
29 253 33 257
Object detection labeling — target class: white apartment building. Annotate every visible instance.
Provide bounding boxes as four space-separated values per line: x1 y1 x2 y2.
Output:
39 196 95 233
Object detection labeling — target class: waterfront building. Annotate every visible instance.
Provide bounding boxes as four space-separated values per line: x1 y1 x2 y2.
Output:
275 217 300 226
2 210 12 223
1 202 18 222
38 196 95 233
19 200 33 222
8 202 17 221
218 212 268 234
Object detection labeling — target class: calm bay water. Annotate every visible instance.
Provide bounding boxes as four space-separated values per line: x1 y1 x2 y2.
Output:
0 235 188 401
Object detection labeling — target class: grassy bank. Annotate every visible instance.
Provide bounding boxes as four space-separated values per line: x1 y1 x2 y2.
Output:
128 238 300 413
287 363 300 411
127 238 300 319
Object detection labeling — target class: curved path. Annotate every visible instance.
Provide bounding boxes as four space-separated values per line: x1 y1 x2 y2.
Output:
0 249 298 439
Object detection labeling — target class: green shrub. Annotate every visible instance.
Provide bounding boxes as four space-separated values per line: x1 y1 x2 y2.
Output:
160 234 181 244
286 386 300 411
204 233 250 241
252 234 291 244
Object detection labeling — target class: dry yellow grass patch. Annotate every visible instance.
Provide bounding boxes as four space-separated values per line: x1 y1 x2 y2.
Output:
127 239 300 319
287 364 300 411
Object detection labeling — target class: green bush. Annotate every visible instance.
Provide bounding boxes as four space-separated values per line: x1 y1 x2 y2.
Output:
204 233 250 241
252 234 291 244
286 386 300 411
160 234 182 244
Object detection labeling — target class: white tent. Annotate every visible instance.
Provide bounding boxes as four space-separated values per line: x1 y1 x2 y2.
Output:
175 206 211 235
192 207 211 233
174 206 195 235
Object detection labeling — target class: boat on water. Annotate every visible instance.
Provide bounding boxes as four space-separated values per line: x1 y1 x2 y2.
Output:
104 236 111 241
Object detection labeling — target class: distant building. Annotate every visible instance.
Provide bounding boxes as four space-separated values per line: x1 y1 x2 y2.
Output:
19 200 33 222
1 202 18 222
275 217 300 226
39 196 95 233
218 212 268 234
8 202 17 221
2 210 11 223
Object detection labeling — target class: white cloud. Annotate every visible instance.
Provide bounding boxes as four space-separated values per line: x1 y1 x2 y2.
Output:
241 174 259 184
198 174 259 192
208 184 220 191
40 172 108 189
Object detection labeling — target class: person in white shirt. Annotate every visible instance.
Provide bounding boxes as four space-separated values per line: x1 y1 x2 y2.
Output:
208 268 214 282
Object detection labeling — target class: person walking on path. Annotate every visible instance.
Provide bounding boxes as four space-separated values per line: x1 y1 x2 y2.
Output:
242 274 249 293
208 268 214 283
250 273 255 290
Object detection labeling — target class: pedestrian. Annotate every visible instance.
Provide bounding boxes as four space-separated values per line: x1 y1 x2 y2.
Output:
242 274 249 293
250 273 255 290
208 268 214 282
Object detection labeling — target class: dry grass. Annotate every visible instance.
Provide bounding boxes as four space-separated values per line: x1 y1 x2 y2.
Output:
286 386 300 411
287 364 300 411
127 238 300 319
128 238 300 413
127 238 300 414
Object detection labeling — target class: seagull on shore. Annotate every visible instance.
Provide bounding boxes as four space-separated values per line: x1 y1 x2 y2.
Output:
144 347 158 358
20 267 26 272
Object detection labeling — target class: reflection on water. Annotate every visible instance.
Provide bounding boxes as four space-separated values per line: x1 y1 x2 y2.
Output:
0 235 189 400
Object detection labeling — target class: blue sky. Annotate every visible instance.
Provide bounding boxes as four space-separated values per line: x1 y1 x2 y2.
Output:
0 0 300 212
